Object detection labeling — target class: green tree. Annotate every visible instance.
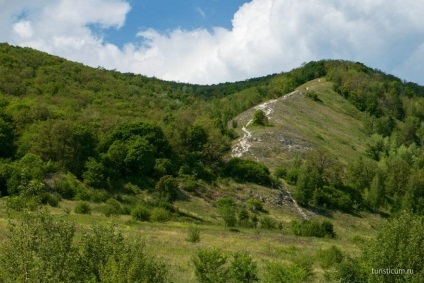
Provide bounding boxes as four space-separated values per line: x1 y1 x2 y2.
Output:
225 158 271 185
252 110 268 126
365 134 387 161
365 174 384 211
0 210 81 282
216 197 237 229
0 118 14 158
363 212 424 283
82 157 107 188
154 175 178 203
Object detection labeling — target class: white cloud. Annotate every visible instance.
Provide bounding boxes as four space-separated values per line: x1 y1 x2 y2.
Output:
1 0 424 85
13 20 33 39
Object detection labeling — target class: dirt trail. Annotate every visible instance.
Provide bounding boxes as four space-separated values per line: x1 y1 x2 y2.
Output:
231 90 300 158
280 186 309 220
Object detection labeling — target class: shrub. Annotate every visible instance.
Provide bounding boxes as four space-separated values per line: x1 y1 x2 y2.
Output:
105 198 122 214
74 202 91 214
286 168 301 185
291 219 335 238
265 258 314 283
131 205 151 221
5 196 36 211
321 220 336 238
252 110 268 126
238 209 255 228
225 158 271 186
362 212 424 283
316 246 344 268
216 197 237 229
334 258 367 283
39 192 61 207
259 216 279 230
150 207 171 222
154 175 178 203
186 226 201 243
193 249 228 283
0 210 81 282
177 174 199 192
306 90 321 101
99 240 171 283
193 250 260 283
53 173 80 199
79 224 171 282
273 165 287 179
247 198 264 212
228 253 259 282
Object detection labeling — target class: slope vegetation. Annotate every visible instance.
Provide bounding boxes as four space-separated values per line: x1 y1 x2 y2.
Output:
231 78 368 168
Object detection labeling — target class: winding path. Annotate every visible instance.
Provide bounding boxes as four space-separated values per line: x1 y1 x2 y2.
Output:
231 90 300 158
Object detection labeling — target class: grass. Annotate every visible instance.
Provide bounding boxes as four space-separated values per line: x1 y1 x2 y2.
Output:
0 181 383 282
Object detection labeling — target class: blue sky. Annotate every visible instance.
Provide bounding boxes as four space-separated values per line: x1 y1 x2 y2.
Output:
104 0 250 48
1 0 424 85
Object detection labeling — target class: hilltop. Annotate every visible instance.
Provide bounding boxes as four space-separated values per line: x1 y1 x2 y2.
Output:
230 78 368 168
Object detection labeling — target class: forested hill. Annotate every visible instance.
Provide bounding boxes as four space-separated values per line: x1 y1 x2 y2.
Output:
0 42 424 215
2 43 424 282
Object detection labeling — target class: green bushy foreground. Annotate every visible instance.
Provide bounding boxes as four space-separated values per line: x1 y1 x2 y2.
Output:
0 210 170 283
0 209 423 282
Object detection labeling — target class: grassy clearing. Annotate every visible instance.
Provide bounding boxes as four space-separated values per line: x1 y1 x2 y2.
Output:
0 181 382 282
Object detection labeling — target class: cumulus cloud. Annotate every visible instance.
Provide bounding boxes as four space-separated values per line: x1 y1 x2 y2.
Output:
1 0 424 85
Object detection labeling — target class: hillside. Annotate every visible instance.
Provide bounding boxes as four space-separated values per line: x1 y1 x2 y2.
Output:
0 43 424 282
230 78 368 168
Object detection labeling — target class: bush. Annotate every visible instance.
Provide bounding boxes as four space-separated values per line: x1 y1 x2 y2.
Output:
39 192 61 207
186 226 201 243
216 197 237 229
247 198 264 212
252 110 268 126
316 246 344 268
225 158 271 186
306 90 321 102
362 212 424 283
238 209 256 228
273 165 287 179
228 253 259 282
193 249 228 283
105 198 122 215
150 207 171 222
79 223 171 282
265 258 314 283
0 210 81 282
131 205 151 221
259 216 279 230
334 258 367 283
154 175 178 203
74 202 91 214
286 168 301 185
5 195 40 211
193 249 260 283
291 219 335 238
